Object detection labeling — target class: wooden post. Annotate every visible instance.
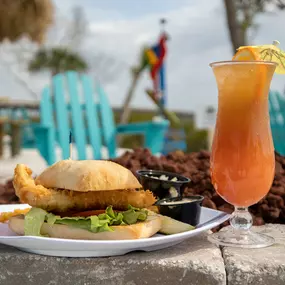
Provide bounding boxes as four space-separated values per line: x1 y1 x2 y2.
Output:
204 106 216 151
119 71 140 125
0 119 5 158
118 71 140 147
10 121 22 157
207 127 215 151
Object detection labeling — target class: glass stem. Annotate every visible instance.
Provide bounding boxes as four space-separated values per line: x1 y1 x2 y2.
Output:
230 207 253 231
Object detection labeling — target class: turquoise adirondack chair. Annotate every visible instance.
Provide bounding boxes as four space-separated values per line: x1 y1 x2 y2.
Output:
33 71 169 165
269 91 285 155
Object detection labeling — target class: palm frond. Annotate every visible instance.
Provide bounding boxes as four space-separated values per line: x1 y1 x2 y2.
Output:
28 47 88 74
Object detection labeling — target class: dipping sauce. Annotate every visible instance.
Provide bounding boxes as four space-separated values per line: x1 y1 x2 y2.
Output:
160 198 194 205
147 175 178 182
156 196 204 226
137 170 190 200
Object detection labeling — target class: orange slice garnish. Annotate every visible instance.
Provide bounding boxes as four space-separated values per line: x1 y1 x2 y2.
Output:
232 47 260 61
232 47 267 101
232 42 284 74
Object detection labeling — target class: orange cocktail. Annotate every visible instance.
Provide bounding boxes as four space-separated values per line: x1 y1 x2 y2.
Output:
208 59 277 248
210 61 276 207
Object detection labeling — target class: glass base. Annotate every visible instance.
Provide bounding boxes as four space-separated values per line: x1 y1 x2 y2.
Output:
208 229 275 248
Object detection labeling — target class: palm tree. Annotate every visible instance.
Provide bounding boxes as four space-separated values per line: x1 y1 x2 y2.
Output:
223 0 285 54
0 0 53 44
28 47 88 76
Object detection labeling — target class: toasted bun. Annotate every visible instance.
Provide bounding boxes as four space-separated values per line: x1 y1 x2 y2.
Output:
8 214 162 240
35 159 142 192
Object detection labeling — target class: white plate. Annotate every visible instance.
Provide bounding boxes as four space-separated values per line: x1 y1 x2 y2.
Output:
0 204 230 257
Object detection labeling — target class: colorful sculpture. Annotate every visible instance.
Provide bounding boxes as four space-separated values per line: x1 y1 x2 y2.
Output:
135 31 168 105
120 19 180 126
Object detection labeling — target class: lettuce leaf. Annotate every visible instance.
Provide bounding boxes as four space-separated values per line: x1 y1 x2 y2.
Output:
24 207 47 236
122 205 148 224
23 205 148 237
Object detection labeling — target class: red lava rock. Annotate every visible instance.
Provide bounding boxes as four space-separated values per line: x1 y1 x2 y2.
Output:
202 197 217 210
212 193 226 207
0 179 20 204
202 190 213 199
267 193 284 208
253 216 265 226
218 204 234 214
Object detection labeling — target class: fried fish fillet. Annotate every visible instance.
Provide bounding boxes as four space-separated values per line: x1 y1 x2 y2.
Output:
13 164 156 213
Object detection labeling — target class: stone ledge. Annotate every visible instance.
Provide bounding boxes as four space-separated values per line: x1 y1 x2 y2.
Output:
0 232 226 285
0 225 284 285
223 224 285 285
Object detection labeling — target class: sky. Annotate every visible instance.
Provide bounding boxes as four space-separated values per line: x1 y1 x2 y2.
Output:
0 0 285 127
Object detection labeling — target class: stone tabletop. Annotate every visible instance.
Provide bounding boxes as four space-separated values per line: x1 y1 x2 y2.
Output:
0 225 284 285
223 224 285 285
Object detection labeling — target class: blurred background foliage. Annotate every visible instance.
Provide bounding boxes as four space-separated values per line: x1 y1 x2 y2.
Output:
0 0 54 44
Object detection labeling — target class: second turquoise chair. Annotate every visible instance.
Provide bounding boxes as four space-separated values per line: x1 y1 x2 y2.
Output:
269 91 285 155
